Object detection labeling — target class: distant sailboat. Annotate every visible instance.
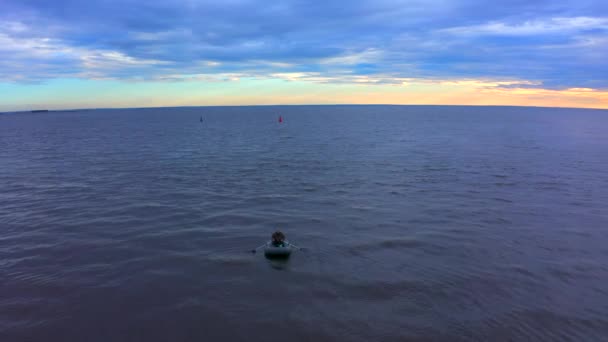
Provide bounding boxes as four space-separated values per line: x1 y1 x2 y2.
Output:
278 115 283 123
200 116 203 123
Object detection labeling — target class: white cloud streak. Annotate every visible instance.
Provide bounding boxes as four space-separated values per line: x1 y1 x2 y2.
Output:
442 16 608 36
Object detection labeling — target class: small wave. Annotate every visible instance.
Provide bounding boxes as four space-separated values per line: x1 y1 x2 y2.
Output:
480 217 512 224
345 238 426 255
311 278 431 301
202 254 254 267
478 309 608 341
199 212 264 227
5 270 65 286
494 182 517 187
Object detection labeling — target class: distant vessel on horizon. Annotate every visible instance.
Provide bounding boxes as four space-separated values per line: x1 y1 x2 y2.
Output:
31 109 49 113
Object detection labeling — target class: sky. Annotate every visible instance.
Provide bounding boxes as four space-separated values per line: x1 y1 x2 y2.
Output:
0 0 607 111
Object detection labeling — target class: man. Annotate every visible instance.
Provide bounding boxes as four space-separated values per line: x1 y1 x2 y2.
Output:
271 231 286 247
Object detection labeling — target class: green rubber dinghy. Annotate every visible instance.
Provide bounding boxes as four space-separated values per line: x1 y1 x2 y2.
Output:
264 241 293 259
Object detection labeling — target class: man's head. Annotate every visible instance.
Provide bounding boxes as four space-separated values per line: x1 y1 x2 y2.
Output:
272 231 285 241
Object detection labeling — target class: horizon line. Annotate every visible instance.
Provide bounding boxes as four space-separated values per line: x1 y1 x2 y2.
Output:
3 103 608 114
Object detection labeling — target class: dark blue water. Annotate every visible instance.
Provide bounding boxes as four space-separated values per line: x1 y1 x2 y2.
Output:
1 105 608 341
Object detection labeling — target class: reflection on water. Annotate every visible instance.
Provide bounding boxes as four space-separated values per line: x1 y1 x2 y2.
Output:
267 258 291 270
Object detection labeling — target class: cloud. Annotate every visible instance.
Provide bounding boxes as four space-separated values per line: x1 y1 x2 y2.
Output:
0 22 168 81
0 0 607 94
320 49 383 65
441 16 608 36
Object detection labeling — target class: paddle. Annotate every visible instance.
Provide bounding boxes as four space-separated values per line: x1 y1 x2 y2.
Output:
288 243 307 251
250 243 266 253
250 242 307 253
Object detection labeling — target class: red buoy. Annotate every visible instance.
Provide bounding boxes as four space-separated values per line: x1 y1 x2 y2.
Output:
278 115 283 123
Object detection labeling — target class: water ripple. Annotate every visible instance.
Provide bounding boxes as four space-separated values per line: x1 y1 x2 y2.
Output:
1 106 608 341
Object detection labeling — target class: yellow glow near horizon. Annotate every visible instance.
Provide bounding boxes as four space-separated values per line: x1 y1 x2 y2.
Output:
1 77 607 111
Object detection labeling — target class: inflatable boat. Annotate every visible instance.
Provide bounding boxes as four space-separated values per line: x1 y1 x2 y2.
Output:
264 241 293 258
